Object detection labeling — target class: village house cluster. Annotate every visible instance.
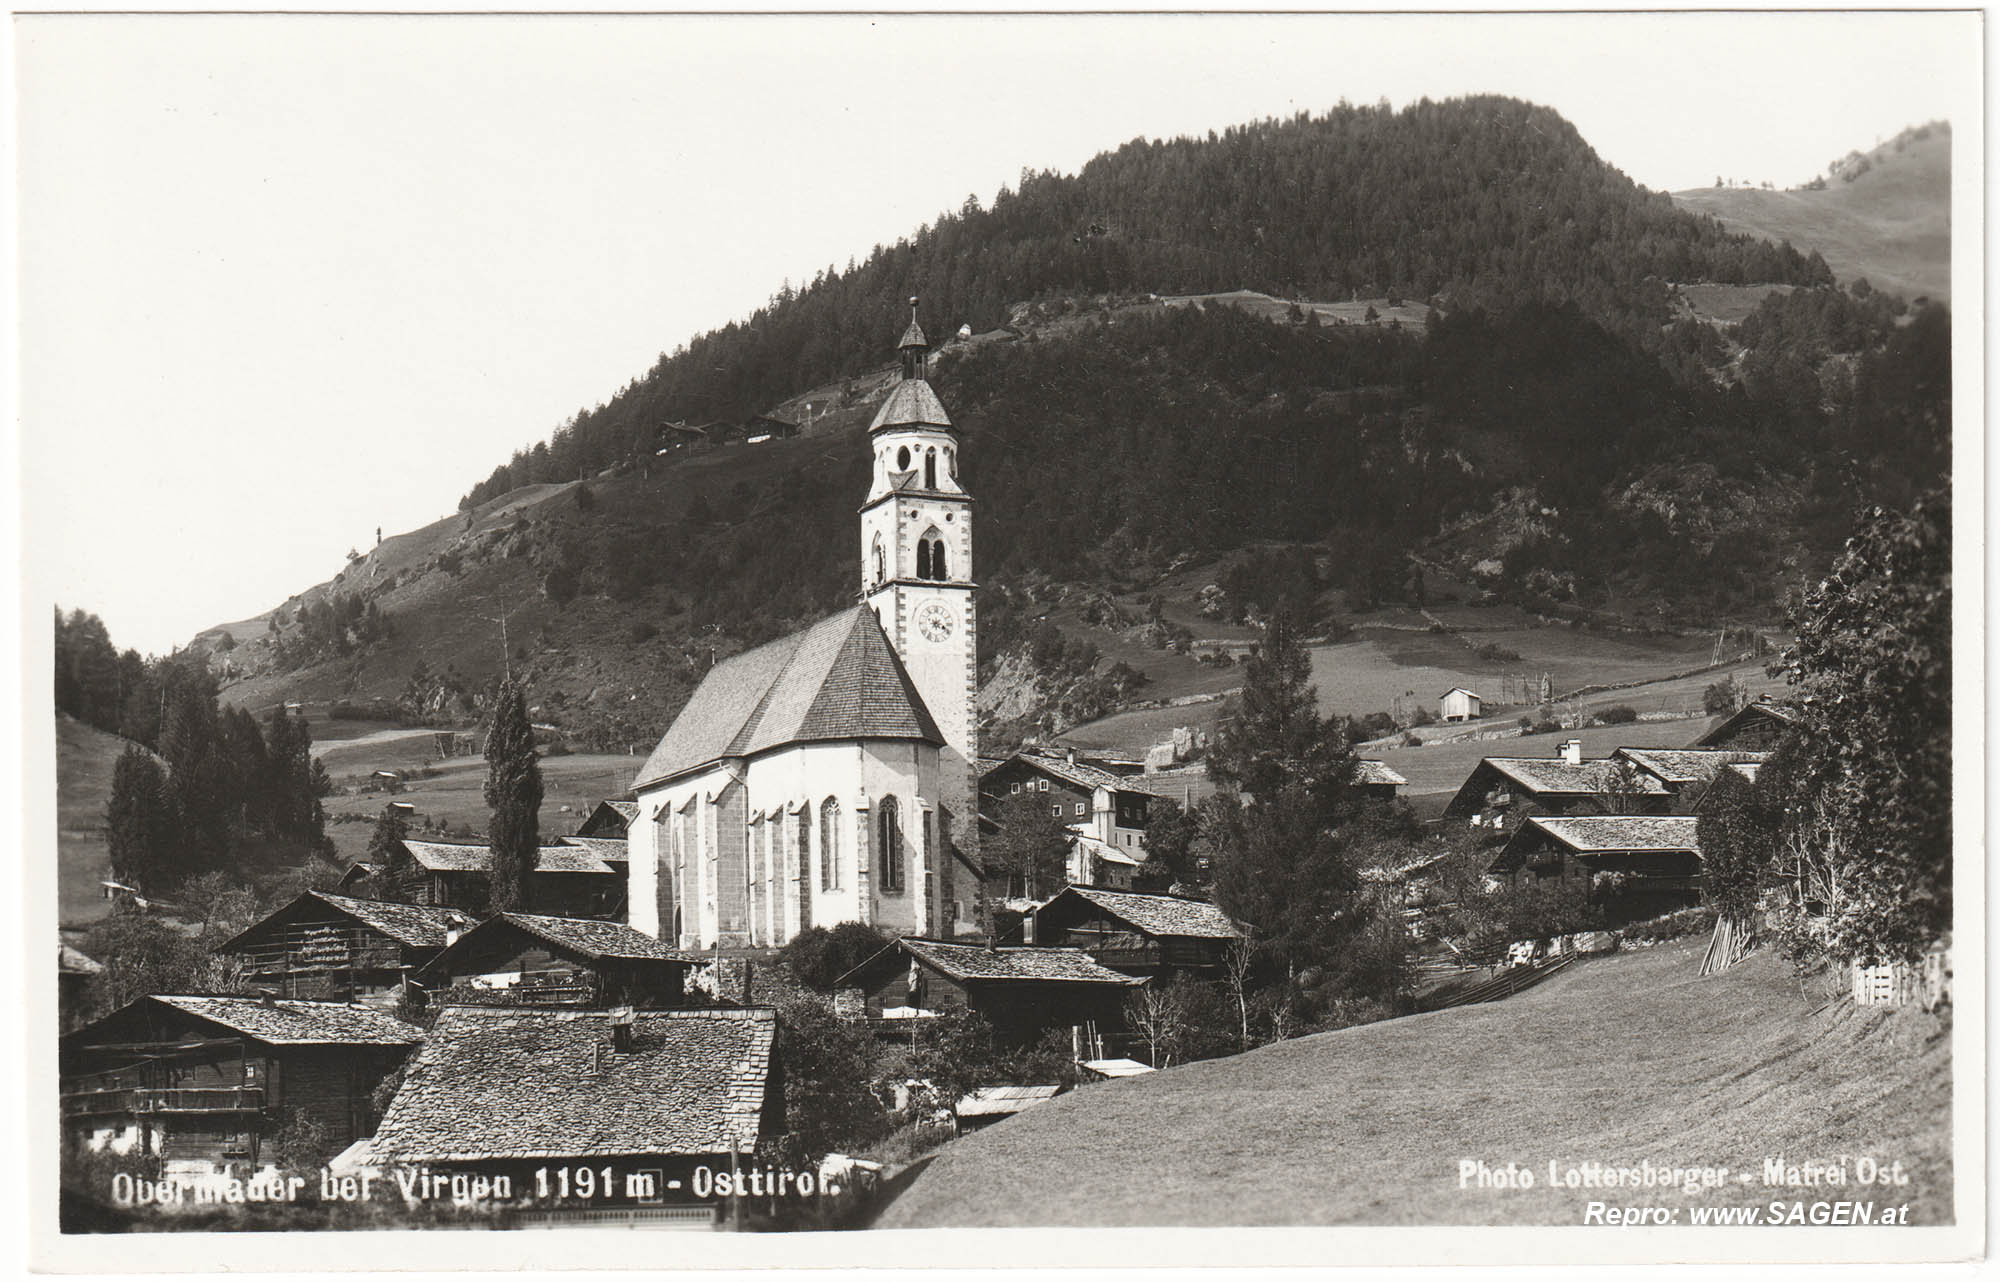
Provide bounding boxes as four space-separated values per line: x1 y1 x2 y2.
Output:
60 311 1786 1227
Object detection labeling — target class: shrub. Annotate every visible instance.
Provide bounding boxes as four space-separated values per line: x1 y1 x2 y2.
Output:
1595 704 1638 725
781 922 894 991
1474 642 1522 662
629 621 659 644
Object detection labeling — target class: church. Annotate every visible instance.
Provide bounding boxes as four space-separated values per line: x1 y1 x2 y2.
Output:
627 305 981 949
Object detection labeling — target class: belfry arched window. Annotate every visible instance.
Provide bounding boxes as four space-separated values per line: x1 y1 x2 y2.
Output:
918 528 947 581
878 795 904 893
925 448 938 490
820 797 841 890
871 535 886 586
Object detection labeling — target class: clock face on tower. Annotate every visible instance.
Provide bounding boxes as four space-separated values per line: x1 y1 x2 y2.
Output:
916 602 955 643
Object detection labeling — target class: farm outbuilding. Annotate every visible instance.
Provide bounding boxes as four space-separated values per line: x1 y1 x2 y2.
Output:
1439 688 1485 723
1031 886 1245 979
379 839 625 920
834 937 1142 1051
60 996 420 1175
415 913 701 1010
218 891 472 1006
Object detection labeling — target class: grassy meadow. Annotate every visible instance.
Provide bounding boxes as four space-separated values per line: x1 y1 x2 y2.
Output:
877 941 1954 1227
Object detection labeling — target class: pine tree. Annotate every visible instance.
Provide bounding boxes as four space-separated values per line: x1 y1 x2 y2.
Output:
483 678 543 914
1207 609 1355 810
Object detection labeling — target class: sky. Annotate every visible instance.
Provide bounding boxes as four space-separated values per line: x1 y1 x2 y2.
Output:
13 10 1979 656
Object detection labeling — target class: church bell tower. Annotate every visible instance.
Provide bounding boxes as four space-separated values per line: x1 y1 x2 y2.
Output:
861 299 977 916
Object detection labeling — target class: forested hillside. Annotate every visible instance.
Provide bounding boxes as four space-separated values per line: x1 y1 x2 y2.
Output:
192 97 1948 756
459 96 1831 507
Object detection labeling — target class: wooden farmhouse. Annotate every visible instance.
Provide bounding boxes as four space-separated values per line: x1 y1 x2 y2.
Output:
574 800 639 839
218 892 472 1006
1611 748 1771 810
377 839 625 920
416 913 702 1010
370 1006 778 1223
1443 741 1669 828
834 937 1141 1050
1031 886 1246 979
980 749 1173 860
1488 815 1703 923
1439 687 1485 723
61 995 419 1174
1692 699 1798 750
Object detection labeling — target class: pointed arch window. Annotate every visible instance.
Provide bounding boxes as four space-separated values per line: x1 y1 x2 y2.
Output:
871 535 886 587
820 797 841 891
925 448 938 490
797 806 814 926
878 795 904 893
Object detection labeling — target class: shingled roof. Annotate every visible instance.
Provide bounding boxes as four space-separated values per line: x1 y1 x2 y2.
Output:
371 1006 775 1162
398 841 616 875
869 379 952 432
1354 760 1407 787
477 913 702 964
557 836 630 865
1519 815 1702 854
633 606 942 791
144 996 422 1045
887 939 1142 986
218 891 470 953
1044 887 1246 941
1613 748 1770 787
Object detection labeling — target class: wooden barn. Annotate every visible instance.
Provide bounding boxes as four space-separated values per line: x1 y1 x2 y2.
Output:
218 892 472 1006
60 995 419 1174
1443 743 1669 827
1692 699 1798 751
378 840 625 920
1439 687 1485 723
369 1006 778 1224
574 800 639 839
834 937 1141 1050
1031 886 1246 979
1488 815 1703 924
416 913 701 1010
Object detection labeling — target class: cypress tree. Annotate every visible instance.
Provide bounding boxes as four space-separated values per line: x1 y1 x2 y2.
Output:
483 678 542 914
106 744 173 895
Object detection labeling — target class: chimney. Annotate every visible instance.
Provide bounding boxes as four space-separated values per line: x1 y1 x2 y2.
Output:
1066 748 1077 766
608 1005 635 1054
1561 739 1582 766
1023 912 1038 946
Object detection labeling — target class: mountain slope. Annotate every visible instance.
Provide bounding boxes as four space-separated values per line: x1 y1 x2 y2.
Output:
876 942 1952 1227
1673 123 1949 303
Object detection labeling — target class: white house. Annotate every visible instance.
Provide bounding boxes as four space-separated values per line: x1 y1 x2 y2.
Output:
628 304 981 949
1439 687 1485 723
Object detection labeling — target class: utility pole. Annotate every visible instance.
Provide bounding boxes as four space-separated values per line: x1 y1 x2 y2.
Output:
480 597 525 684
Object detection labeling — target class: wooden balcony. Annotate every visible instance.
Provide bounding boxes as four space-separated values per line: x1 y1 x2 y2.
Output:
61 1086 265 1118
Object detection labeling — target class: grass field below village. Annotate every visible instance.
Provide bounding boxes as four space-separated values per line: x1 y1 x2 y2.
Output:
875 941 1954 1228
